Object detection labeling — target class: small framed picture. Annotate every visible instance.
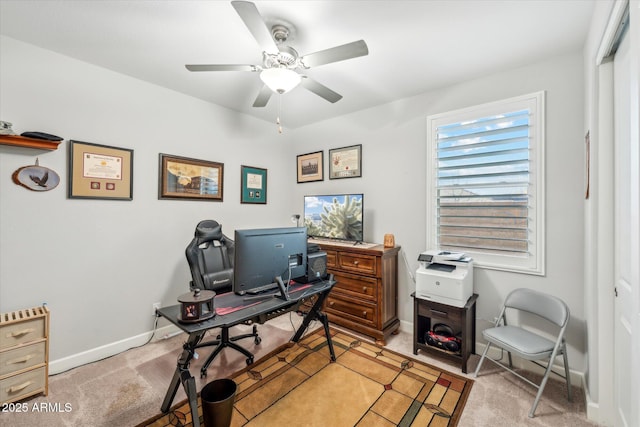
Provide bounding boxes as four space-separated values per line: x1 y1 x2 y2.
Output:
158 154 223 201
296 151 324 183
241 165 267 204
181 302 200 321
329 144 362 179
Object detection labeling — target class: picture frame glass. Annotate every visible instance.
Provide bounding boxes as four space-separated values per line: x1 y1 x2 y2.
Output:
329 144 361 179
68 140 133 200
297 151 324 183
159 154 223 201
241 165 267 204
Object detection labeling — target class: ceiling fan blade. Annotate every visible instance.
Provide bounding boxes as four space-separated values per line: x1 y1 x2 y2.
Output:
300 77 343 103
300 40 369 68
231 1 279 55
185 64 259 72
252 85 273 107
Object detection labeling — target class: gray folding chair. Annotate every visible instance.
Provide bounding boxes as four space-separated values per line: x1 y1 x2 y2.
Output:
473 288 572 418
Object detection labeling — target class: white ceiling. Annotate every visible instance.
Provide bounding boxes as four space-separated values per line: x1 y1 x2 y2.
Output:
0 0 595 129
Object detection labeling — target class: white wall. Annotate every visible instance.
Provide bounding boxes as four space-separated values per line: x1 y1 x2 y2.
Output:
0 35 588 375
290 52 587 372
0 36 296 370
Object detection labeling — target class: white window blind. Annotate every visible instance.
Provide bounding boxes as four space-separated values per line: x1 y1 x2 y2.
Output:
426 92 545 275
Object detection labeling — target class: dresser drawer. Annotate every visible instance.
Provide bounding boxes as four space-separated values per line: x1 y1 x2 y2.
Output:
337 252 377 275
331 271 377 302
0 341 46 377
0 366 46 404
0 318 46 350
325 295 377 328
324 250 337 268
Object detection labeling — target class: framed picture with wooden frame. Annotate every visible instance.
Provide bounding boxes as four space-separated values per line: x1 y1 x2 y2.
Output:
158 153 223 201
68 140 133 200
296 151 324 183
241 165 267 204
329 144 362 179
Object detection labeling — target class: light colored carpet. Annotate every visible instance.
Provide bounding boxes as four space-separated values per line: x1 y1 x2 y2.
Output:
0 313 601 426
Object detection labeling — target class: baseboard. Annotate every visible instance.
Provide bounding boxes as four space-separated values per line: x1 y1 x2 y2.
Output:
49 323 182 375
583 375 602 423
398 319 412 334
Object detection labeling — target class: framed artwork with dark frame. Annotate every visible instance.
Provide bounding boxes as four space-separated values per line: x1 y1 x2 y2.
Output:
158 153 223 201
68 140 133 200
241 165 267 204
296 151 324 183
329 144 362 179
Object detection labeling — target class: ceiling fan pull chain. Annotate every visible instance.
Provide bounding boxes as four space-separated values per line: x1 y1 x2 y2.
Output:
277 94 283 134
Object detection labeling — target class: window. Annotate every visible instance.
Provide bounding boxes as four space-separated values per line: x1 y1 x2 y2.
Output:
426 92 545 275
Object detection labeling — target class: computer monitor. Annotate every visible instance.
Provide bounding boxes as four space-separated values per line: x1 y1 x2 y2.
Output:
233 227 307 295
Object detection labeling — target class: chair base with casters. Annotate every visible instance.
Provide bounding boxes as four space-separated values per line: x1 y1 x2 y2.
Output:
473 288 572 418
194 323 261 378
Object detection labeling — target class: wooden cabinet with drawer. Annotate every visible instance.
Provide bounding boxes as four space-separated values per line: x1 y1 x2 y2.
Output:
0 306 49 404
412 294 477 373
316 242 400 345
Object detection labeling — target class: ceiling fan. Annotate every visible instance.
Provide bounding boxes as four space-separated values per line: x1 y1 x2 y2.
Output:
185 1 369 108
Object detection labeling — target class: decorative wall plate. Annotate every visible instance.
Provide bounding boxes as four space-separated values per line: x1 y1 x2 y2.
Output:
12 158 60 191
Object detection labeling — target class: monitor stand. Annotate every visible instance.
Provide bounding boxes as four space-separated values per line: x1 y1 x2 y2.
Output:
275 275 290 301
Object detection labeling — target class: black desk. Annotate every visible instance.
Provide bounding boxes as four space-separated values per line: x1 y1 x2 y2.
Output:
156 280 336 427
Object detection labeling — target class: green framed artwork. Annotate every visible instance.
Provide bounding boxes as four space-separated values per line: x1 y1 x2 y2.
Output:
241 165 267 204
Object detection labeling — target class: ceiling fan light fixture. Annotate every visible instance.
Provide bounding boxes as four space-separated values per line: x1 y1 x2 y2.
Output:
260 68 301 94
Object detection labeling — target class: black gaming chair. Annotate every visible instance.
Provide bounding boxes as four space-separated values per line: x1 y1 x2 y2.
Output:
185 220 260 378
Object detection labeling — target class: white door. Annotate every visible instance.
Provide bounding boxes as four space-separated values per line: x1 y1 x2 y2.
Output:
613 24 639 427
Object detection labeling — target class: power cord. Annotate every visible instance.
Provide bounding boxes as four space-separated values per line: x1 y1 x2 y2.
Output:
401 248 416 284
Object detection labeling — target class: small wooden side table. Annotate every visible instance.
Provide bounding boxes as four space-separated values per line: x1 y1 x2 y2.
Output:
412 293 478 373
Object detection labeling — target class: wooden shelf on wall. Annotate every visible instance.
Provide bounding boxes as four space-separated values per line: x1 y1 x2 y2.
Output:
0 135 62 151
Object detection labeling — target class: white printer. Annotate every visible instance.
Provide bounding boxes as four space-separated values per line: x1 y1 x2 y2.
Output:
415 250 473 308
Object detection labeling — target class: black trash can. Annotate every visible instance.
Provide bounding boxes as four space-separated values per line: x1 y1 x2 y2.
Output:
201 378 237 427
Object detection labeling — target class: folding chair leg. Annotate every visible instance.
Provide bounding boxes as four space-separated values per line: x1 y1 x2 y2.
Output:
562 343 572 402
529 360 556 418
474 342 492 378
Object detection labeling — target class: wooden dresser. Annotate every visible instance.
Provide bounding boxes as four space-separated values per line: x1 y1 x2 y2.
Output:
315 241 400 345
0 306 49 405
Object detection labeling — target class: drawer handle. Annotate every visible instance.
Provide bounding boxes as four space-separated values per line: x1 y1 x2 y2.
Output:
8 381 33 394
328 301 334 307
8 328 35 338
7 354 34 365
353 260 359 265
362 311 368 317
362 286 367 292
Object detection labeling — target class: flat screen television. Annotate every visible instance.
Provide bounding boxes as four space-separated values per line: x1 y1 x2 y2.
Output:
233 227 307 294
304 194 364 242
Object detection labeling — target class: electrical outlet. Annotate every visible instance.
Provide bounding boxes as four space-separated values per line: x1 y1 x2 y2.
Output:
152 302 161 316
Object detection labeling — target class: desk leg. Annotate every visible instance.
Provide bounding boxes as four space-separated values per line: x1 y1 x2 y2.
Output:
161 331 206 427
292 290 336 362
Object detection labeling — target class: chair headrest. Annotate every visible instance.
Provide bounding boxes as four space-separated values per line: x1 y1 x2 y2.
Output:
195 220 224 243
